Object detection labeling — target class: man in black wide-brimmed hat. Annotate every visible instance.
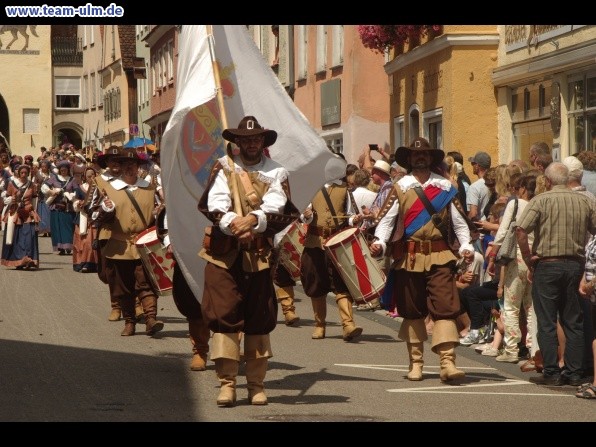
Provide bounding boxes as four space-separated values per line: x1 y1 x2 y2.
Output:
197 115 298 407
90 146 163 337
372 137 475 383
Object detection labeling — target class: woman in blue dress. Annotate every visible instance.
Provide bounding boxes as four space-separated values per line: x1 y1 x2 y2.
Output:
35 159 52 236
41 160 77 255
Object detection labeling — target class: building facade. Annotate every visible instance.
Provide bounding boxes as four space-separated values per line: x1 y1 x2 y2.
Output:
292 25 390 164
492 25 596 163
385 25 499 166
0 24 52 156
142 25 177 150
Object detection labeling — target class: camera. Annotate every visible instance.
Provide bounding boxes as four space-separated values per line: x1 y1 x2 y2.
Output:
368 144 379 151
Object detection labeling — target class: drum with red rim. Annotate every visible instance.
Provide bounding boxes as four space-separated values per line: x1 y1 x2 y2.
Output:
278 221 306 280
323 227 386 305
135 226 174 296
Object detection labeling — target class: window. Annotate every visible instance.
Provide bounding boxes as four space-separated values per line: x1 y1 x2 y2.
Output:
539 84 546 116
160 47 166 86
82 75 88 110
23 109 39 133
524 88 530 120
97 71 103 106
91 73 96 108
167 40 174 82
393 116 404 150
423 108 443 149
510 82 553 158
297 25 307 81
408 104 420 142
316 25 326 74
331 25 344 68
568 72 596 153
324 134 343 155
151 54 157 94
55 77 81 109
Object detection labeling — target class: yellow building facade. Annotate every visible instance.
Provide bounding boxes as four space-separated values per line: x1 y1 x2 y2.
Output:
385 25 499 166
0 25 53 156
493 25 596 163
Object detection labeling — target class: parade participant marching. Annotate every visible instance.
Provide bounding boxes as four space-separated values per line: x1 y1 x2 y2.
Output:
198 116 298 407
156 205 211 371
92 146 164 337
86 150 143 322
299 154 363 342
1 163 40 269
374 138 474 382
41 160 77 256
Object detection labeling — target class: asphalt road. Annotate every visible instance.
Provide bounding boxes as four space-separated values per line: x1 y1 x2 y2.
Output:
0 233 593 423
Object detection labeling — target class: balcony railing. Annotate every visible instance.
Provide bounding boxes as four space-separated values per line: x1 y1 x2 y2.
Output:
52 37 83 66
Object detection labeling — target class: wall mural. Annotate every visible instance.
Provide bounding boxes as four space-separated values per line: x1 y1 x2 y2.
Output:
0 25 39 51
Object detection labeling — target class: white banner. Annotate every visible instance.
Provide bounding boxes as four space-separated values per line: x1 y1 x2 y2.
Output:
161 25 337 302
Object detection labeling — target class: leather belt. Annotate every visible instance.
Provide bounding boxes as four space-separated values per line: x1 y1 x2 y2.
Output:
538 255 583 263
307 225 341 239
406 239 450 255
392 239 450 260
239 236 269 252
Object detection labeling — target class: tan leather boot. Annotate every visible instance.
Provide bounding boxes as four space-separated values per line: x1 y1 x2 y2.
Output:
398 318 428 381
244 334 273 405
189 317 210 371
311 296 327 339
134 297 145 322
108 308 121 322
336 293 363 341
431 319 465 382
109 296 121 321
211 332 241 407
140 295 164 335
276 286 300 326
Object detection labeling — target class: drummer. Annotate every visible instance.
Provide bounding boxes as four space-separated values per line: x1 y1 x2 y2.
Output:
299 154 363 342
91 146 164 337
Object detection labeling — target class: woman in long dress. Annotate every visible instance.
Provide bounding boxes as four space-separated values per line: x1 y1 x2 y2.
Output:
72 166 99 273
1 164 40 269
41 160 77 255
35 159 52 236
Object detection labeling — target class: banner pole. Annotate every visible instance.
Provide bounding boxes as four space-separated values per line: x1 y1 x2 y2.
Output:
207 25 243 216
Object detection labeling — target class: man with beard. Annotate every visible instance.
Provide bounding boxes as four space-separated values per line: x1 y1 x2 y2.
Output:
372 137 474 383
197 116 297 407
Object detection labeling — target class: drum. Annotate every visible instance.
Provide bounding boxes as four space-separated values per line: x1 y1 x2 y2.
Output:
135 226 175 296
323 227 386 305
278 221 306 280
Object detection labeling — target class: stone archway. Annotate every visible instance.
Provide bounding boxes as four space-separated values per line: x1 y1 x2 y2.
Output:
0 93 9 149
53 126 82 149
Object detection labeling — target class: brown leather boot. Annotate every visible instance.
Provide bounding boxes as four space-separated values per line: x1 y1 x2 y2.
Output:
398 318 428 381
189 317 210 371
276 286 300 326
140 295 164 335
134 297 145 322
431 320 465 382
311 296 327 339
121 321 136 336
211 333 241 407
336 293 363 341
108 296 121 321
244 334 273 405
120 297 136 336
